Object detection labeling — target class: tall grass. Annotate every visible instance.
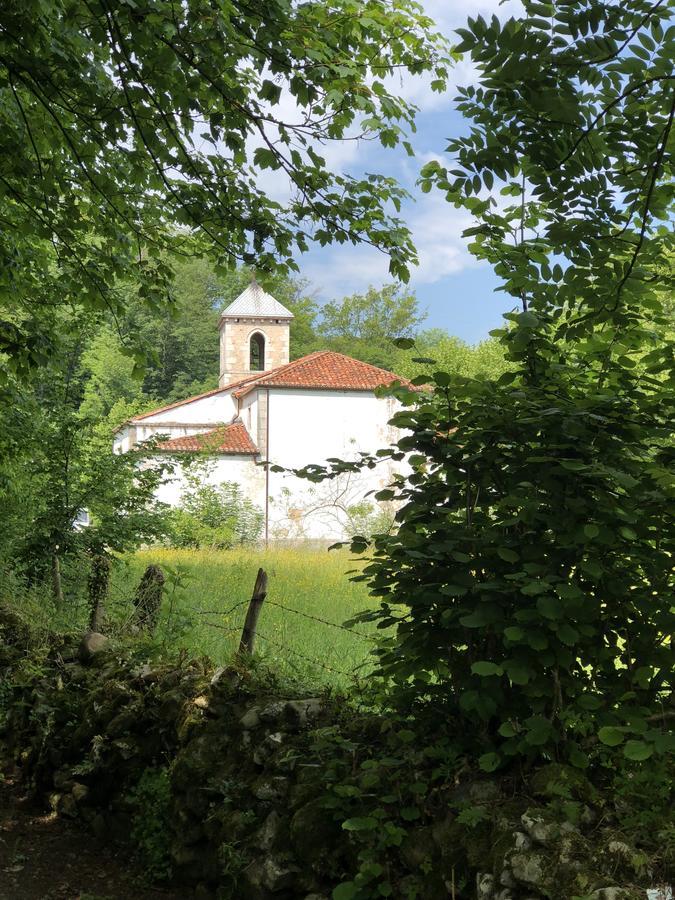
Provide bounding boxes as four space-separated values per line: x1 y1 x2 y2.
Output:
109 547 379 687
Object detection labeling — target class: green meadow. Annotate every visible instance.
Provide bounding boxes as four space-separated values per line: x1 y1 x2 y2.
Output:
108 547 380 686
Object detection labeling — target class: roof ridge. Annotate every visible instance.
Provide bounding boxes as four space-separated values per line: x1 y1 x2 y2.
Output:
132 350 409 422
223 350 332 394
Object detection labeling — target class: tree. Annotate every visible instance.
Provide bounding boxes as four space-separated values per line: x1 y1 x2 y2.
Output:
318 284 426 368
0 0 448 375
310 1 675 768
3 314 169 598
106 260 319 404
394 331 510 381
166 462 264 549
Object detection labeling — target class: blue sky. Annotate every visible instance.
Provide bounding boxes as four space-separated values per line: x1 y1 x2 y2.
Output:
295 0 519 344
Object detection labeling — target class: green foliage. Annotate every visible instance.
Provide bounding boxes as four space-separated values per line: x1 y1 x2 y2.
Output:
128 767 173 882
317 284 426 369
351 313 675 768
1 312 170 588
305 0 675 769
394 331 510 382
611 756 675 872
166 465 263 550
0 0 449 376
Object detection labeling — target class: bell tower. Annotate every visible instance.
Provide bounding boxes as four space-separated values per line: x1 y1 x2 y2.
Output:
218 278 294 387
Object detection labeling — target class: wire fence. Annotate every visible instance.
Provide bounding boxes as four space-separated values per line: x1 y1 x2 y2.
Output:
172 567 379 683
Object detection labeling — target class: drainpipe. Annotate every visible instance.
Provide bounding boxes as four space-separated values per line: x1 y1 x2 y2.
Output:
265 388 270 547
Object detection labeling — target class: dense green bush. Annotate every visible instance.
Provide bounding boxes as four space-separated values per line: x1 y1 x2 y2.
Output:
128 767 173 882
166 469 263 550
353 316 674 769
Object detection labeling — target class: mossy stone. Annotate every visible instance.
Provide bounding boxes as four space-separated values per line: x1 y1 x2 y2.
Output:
290 797 342 868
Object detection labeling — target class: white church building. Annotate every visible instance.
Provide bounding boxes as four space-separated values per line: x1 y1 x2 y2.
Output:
114 280 411 541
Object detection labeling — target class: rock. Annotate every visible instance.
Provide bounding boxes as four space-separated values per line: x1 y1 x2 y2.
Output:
495 891 515 900
521 808 576 845
258 700 288 723
78 631 108 663
240 707 261 729
476 872 494 899
192 694 209 710
510 850 552 892
513 831 533 851
284 698 323 729
251 699 323 732
71 783 89 803
500 868 516 888
255 810 283 851
558 833 580 867
290 797 343 867
58 793 78 818
590 890 633 900
244 856 299 892
253 776 289 802
210 666 240 689
133 662 157 682
253 731 285 766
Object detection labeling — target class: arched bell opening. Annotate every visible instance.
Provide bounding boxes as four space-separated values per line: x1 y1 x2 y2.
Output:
250 332 265 371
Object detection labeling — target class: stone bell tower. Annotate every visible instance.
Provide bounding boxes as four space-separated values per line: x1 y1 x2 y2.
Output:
218 278 294 387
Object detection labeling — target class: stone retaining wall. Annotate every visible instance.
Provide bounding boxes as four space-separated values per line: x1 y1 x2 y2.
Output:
0 616 656 900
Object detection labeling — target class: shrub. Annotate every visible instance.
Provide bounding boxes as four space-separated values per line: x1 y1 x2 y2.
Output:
128 767 173 881
166 473 263 550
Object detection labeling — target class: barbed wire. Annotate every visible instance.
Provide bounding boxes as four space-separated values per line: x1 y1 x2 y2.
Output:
260 597 377 642
183 599 250 618
201 621 243 636
254 627 365 679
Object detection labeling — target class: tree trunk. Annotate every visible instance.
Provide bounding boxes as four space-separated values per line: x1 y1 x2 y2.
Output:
51 553 64 607
88 554 111 633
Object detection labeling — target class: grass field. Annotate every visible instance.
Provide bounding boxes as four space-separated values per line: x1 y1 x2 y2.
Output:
108 547 380 687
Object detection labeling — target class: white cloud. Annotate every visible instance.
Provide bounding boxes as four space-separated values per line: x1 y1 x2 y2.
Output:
302 191 478 300
410 193 476 284
422 0 521 32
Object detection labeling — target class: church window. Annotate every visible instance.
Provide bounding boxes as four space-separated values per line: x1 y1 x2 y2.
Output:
250 332 265 371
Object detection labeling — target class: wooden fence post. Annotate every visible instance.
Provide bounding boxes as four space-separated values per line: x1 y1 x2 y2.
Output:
133 564 165 633
238 567 268 656
88 553 111 633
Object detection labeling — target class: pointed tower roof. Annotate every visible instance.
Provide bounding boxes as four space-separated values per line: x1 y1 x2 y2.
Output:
220 278 294 320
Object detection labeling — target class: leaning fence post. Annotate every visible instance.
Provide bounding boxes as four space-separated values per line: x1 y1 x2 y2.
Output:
238 567 268 656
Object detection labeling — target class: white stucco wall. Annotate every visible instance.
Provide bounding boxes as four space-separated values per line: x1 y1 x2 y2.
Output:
147 455 265 508
117 386 406 543
262 389 402 541
139 389 238 426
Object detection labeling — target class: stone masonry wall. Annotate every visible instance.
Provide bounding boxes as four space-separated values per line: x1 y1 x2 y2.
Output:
219 317 290 386
0 615 659 900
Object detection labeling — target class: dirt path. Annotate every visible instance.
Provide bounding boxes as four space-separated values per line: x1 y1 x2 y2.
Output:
0 772 187 900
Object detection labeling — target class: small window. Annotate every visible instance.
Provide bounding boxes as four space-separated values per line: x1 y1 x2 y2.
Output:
250 332 265 371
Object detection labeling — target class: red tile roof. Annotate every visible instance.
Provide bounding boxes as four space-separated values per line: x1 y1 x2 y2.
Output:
132 371 261 422
233 351 412 397
133 351 411 422
156 422 258 455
